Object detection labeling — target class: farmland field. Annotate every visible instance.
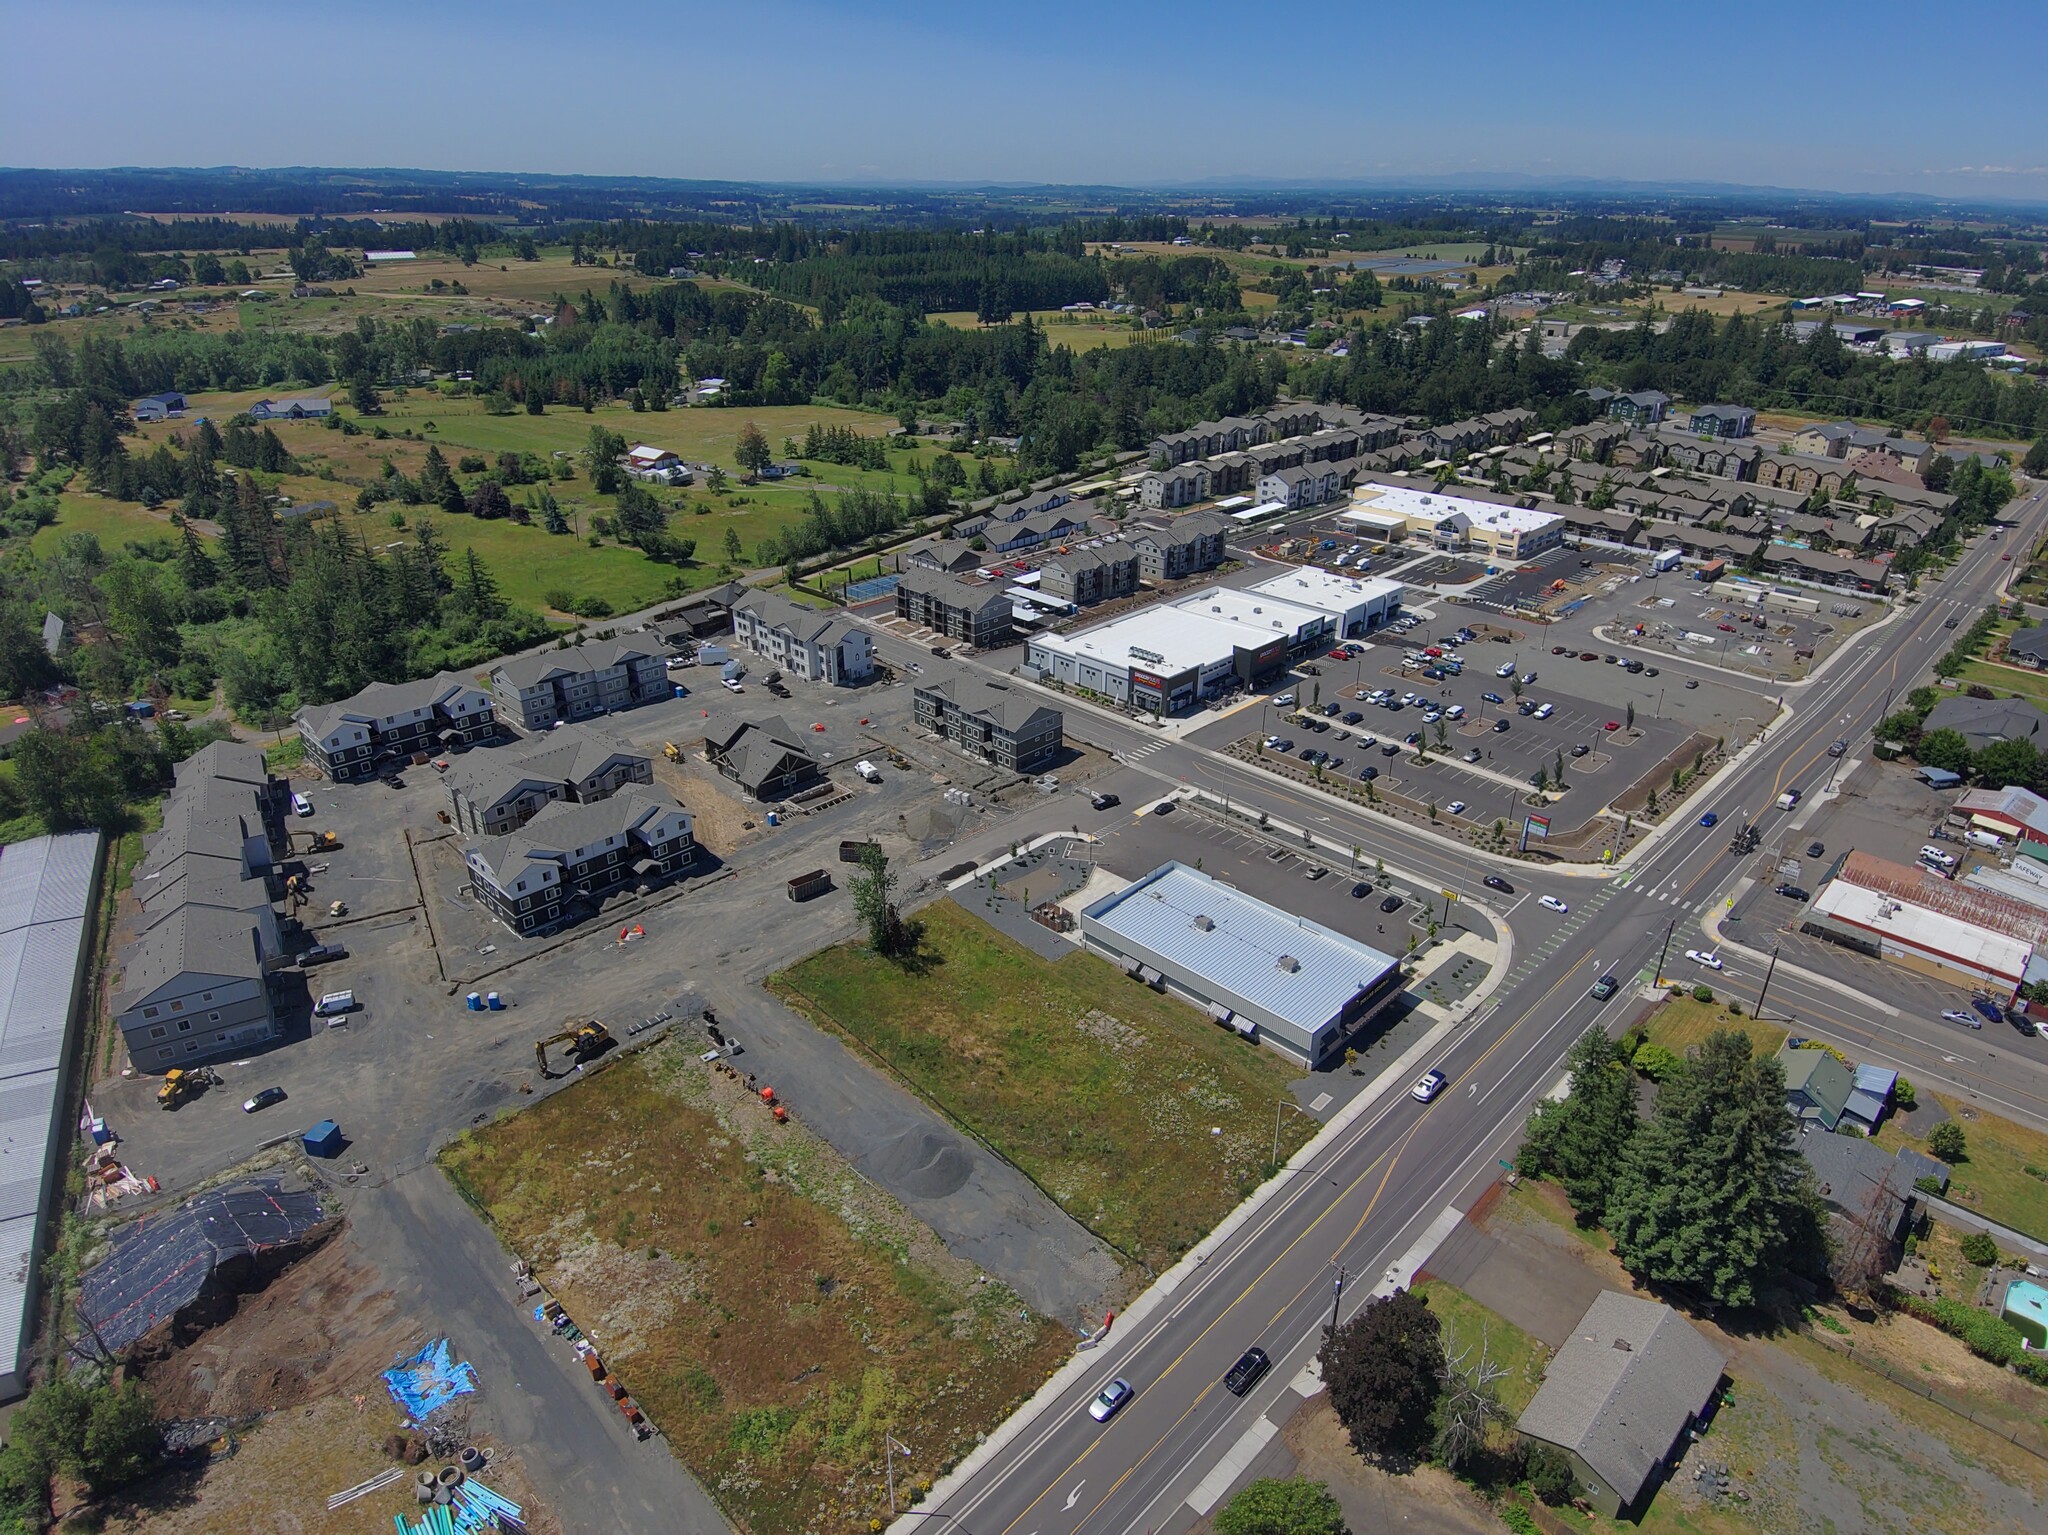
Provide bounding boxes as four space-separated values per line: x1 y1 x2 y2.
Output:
925 309 1149 350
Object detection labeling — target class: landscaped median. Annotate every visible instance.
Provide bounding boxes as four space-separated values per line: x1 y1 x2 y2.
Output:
768 898 1318 1272
440 1041 1068 1535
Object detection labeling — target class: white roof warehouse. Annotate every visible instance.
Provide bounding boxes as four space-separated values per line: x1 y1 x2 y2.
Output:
1080 863 1403 1066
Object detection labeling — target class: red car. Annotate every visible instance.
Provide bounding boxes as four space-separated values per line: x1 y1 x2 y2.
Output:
1327 648 1349 660
1717 623 1736 632
1604 720 1621 731
2003 553 2013 561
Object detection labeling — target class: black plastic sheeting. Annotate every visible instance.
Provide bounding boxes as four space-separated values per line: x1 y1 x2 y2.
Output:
78 1178 326 1352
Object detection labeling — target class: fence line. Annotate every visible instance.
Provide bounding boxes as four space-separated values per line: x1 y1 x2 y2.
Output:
1802 1326 2048 1460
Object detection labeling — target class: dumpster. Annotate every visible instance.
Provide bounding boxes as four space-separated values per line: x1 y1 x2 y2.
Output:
302 1119 343 1158
787 869 831 902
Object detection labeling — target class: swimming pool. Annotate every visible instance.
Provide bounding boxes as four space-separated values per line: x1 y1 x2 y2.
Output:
2002 1277 2048 1348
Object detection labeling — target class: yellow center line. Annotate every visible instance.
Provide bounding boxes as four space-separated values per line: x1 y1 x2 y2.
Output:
999 951 1597 1535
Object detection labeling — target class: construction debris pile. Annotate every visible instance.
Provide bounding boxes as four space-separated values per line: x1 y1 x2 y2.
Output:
391 1465 525 1532
77 1178 327 1351
534 1298 651 1439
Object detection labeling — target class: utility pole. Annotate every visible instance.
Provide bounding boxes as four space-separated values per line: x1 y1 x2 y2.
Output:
1753 944 1780 1021
1329 1264 1347 1334
1653 918 1677 986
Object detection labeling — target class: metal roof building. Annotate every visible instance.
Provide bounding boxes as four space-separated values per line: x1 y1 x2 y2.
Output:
1079 862 1402 1066
0 831 104 1399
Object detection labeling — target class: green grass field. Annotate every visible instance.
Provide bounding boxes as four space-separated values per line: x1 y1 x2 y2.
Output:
1409 1280 1550 1417
1874 1093 2048 1241
769 899 1314 1270
1640 995 1788 1058
925 310 1150 351
29 493 186 557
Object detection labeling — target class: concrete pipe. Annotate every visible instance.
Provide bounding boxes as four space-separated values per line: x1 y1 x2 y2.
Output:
437 1464 466 1487
459 1445 484 1472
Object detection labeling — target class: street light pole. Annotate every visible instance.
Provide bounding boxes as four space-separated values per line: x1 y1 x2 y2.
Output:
885 1435 913 1515
1329 1264 1347 1333
1753 944 1781 1021
1653 918 1677 986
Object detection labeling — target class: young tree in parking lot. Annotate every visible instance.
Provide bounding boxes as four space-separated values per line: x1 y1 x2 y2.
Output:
1554 749 1566 787
1321 1288 1442 1464
1510 678 1524 701
849 845 922 961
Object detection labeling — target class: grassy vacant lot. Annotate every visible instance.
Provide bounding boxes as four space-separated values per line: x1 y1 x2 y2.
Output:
1409 1280 1550 1417
1875 1092 2048 1240
1639 994 1786 1057
770 900 1314 1269
925 310 1149 351
442 1043 1066 1535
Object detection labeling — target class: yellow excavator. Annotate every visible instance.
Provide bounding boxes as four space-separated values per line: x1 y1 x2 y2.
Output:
304 829 341 852
535 1021 615 1077
157 1066 221 1109
663 742 683 763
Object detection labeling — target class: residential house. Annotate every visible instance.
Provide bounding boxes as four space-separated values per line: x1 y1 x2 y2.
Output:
662 579 748 637
1515 1293 1728 1520
132 391 186 422
1751 450 1854 496
2005 626 2048 670
1780 1045 1854 1130
462 788 694 934
1126 514 1230 584
296 671 496 783
623 444 692 485
913 675 1064 773
1920 694 2048 753
704 716 822 799
246 396 332 421
731 591 874 685
1796 1130 1945 1280
490 639 668 734
894 572 1015 648
1845 1063 1897 1135
1685 404 1756 438
1038 544 1139 607
444 724 651 837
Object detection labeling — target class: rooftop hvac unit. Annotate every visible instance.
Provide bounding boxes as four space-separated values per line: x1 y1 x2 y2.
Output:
1276 955 1301 973
1193 914 1214 932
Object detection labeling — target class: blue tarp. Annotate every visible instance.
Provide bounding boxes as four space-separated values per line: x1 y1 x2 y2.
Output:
383 1337 478 1422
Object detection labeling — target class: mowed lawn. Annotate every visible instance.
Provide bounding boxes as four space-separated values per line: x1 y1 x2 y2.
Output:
1875 1093 2048 1241
1409 1281 1551 1417
769 900 1315 1270
1640 995 1787 1058
442 1045 1067 1535
925 310 1150 351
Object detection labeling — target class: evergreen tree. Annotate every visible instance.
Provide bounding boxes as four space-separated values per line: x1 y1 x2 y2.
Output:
1605 1030 1807 1308
458 547 504 621
178 524 217 589
1521 1028 1639 1220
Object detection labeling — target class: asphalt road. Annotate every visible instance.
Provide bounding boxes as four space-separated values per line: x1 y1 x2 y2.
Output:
893 479 2048 1535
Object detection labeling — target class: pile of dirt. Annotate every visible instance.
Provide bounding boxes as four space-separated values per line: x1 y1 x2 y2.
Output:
867 1125 974 1199
130 1223 408 1421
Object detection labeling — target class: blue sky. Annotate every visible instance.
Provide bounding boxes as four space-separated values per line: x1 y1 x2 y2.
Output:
7 0 2047 202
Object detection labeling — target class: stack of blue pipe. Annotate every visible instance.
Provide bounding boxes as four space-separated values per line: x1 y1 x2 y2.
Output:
390 1475 525 1534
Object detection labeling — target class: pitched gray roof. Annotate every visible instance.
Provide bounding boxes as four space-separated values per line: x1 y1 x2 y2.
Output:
297 669 485 736
447 724 643 810
173 740 270 791
113 904 268 1012
465 786 685 885
736 589 852 644
919 675 1060 735
2006 627 2048 665
1516 1293 1726 1507
705 715 817 793
1922 693 2048 748
493 639 658 691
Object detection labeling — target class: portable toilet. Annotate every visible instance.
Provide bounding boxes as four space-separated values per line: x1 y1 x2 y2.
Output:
302 1119 343 1158
466 992 484 1011
486 991 504 1010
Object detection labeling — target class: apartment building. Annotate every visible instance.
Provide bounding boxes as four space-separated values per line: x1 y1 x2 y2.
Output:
445 724 652 837
462 788 695 935
490 639 668 734
731 591 874 685
912 675 1064 773
894 571 1015 648
296 671 496 783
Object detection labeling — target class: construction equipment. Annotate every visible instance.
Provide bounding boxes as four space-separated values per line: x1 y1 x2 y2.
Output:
534 1021 614 1076
304 830 341 852
663 741 683 763
157 1065 221 1109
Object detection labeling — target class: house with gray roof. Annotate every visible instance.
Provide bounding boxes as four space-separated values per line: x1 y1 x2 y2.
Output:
445 724 651 836
704 716 822 799
296 670 496 782
39 612 64 657
461 787 694 934
912 674 1064 772
246 396 331 421
731 591 873 685
1685 404 1756 439
1796 1128 1943 1277
1515 1292 1727 1519
490 639 667 734
2004 626 2048 670
1921 694 2048 753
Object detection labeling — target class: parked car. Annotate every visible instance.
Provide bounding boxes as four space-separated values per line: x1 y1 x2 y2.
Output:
1482 692 1504 704
313 990 356 1016
1684 678 1700 689
1087 1379 1133 1422
1579 651 1598 661
296 943 347 967
1410 1070 1449 1103
1552 645 1568 655
1493 719 1510 733
242 1087 288 1114
1350 881 1372 899
1151 801 1175 816
1483 874 1513 893
1273 692 1295 706
1379 894 1404 913
1807 841 1826 859
1342 711 1364 724
1447 801 1465 815
1570 743 1590 757
1538 895 1569 913
1326 648 1349 661
1223 1347 1273 1397
1358 766 1379 780
1381 742 1401 756
1090 793 1120 811
1604 720 1621 731
1971 997 2004 1025
1685 949 1724 970
1463 747 1483 762
721 678 745 693
291 792 315 817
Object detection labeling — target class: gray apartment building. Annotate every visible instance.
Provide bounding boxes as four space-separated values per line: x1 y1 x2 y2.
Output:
462 788 696 935
894 571 1015 648
1039 543 1140 606
913 675 1064 773
445 724 652 836
490 639 669 734
703 716 823 799
1126 513 1231 584
296 670 496 782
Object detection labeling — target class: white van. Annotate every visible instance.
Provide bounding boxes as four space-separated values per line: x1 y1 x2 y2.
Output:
1964 828 2004 850
291 792 315 817
1445 704 1465 719
1534 703 1555 720
1777 790 1802 811
314 990 356 1016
